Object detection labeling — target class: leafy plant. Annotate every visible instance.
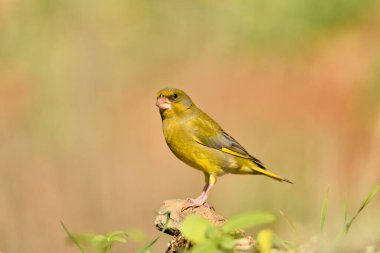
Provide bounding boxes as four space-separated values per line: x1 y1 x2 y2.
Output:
61 212 170 253
62 183 380 253
181 211 275 252
61 222 144 253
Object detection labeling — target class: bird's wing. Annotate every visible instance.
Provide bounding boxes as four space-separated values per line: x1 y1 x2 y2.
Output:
192 123 266 169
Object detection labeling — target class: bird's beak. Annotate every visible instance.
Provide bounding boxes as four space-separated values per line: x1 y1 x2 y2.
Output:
156 96 171 110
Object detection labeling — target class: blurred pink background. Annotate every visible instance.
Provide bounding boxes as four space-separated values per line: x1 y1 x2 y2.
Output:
1 1 380 252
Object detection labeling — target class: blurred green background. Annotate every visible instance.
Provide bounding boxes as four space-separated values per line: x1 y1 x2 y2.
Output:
1 0 380 252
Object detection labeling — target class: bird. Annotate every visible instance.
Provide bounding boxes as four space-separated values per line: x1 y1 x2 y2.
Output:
156 88 293 210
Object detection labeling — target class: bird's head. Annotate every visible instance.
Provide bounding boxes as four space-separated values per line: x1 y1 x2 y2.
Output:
156 88 194 119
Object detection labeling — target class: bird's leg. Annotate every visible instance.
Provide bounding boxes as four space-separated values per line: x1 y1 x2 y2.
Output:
182 174 216 211
192 174 211 202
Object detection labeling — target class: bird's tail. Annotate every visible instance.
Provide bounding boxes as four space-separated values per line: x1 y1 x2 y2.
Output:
250 166 293 184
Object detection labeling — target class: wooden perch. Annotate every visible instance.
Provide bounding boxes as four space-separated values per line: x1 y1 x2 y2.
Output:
155 199 256 252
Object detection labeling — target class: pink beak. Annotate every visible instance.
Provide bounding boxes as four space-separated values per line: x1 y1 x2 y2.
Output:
156 96 171 110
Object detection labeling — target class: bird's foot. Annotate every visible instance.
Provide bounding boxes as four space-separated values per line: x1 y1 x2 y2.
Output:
181 198 205 211
181 197 212 212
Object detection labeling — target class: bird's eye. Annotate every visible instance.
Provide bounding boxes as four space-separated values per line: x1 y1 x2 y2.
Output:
173 93 178 99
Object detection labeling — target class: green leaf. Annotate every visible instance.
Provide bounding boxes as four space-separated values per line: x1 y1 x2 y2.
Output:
320 189 329 232
125 229 145 242
205 226 220 240
181 215 215 244
223 212 275 233
60 221 87 253
189 241 218 253
91 235 108 250
109 235 127 243
219 235 235 250
106 230 129 244
106 230 128 238
256 229 273 253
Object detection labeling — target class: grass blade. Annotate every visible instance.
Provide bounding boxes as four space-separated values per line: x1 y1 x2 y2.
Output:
279 210 299 239
61 221 86 253
320 189 329 233
343 195 348 225
344 183 380 235
135 212 171 253
356 183 380 214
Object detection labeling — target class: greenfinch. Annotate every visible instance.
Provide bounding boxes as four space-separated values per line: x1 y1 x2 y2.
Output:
156 88 292 209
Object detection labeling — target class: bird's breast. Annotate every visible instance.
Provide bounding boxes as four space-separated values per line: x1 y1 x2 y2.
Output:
163 120 196 164
162 119 234 176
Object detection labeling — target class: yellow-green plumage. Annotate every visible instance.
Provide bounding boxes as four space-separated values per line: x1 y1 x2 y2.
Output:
156 88 292 208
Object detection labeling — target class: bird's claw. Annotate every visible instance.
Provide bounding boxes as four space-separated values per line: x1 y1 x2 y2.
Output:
181 198 213 212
